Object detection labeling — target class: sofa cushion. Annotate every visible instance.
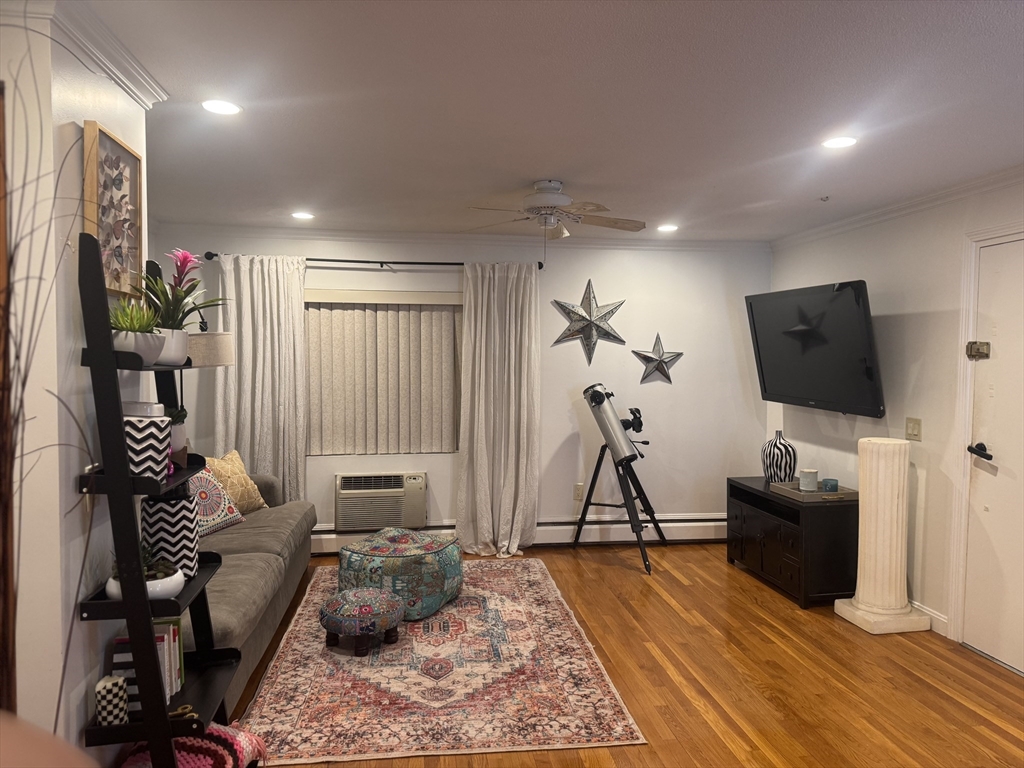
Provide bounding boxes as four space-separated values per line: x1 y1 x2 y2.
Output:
199 501 316 562
188 467 245 537
182 552 285 650
205 451 268 514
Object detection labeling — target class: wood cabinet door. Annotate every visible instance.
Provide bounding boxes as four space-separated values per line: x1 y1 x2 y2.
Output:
760 518 784 583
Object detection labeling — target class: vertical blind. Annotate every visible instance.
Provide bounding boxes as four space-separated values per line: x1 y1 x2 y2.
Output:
306 303 462 455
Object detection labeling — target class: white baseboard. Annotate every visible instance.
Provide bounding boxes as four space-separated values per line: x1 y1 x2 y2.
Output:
311 520 726 554
910 600 949 636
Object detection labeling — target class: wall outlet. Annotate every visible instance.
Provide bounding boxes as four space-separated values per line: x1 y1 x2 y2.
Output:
573 483 585 501
905 417 922 442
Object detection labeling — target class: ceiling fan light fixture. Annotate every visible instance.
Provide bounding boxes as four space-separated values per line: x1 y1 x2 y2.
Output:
822 136 857 148
202 100 242 115
657 224 679 232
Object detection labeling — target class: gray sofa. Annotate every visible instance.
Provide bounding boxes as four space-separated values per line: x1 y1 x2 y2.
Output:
182 474 317 714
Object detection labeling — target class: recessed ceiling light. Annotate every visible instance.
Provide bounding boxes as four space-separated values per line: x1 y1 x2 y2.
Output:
202 100 241 115
822 136 857 148
291 212 315 220
657 224 679 232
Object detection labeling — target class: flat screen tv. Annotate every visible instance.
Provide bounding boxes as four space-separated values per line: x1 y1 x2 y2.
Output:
745 281 885 418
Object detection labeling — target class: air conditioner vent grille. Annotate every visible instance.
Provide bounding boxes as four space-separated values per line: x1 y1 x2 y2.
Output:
335 472 427 532
340 474 403 491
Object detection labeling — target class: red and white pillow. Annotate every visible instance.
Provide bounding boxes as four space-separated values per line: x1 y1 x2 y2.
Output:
188 467 245 537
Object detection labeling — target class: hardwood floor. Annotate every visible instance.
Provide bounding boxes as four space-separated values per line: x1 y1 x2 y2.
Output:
234 544 1024 767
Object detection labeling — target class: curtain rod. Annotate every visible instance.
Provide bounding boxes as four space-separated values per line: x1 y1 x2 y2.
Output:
203 253 544 270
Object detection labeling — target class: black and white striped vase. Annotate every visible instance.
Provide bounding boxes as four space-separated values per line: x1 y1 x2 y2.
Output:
141 495 199 578
761 429 797 483
123 416 171 480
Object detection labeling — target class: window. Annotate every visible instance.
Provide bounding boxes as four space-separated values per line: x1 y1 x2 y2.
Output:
306 302 462 455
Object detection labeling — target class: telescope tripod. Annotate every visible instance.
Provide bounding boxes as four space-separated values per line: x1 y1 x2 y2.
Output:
572 444 667 574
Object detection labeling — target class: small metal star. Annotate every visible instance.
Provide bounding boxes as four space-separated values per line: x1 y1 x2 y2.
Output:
632 333 683 383
552 279 625 365
783 306 827 353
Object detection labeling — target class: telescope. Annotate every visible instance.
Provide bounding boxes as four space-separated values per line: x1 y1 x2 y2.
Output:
575 384 666 573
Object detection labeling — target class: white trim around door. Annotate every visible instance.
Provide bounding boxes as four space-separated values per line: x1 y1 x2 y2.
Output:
946 222 1024 643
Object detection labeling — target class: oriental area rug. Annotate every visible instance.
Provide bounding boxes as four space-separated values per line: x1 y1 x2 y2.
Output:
242 559 645 764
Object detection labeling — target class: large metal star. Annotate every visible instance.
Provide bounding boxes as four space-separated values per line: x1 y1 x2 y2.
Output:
632 333 683 383
552 279 625 365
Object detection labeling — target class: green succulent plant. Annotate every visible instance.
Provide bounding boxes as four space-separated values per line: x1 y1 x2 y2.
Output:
110 543 179 581
135 274 225 331
166 406 188 425
109 298 160 334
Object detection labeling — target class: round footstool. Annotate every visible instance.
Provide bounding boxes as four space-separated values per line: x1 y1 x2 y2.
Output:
338 527 464 620
319 588 404 657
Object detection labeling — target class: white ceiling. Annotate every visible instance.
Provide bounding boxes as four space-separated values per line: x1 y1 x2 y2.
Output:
87 0 1024 241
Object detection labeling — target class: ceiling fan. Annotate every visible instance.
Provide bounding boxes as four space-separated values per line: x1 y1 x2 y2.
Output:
466 180 646 240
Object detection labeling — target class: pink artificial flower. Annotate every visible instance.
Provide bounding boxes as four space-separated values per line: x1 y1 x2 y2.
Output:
167 248 201 289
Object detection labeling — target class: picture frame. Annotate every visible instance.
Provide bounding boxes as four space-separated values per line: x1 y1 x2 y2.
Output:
83 121 143 297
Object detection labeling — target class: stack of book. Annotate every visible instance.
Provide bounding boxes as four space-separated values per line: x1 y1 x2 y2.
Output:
110 618 184 713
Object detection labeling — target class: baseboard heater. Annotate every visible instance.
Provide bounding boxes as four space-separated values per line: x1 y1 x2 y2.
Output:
334 472 427 532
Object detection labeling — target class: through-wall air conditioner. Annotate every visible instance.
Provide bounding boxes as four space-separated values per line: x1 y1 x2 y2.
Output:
334 473 427 532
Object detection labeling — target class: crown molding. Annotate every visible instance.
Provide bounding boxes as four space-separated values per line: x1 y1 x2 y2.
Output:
0 0 55 20
772 165 1024 252
48 0 167 110
152 221 772 257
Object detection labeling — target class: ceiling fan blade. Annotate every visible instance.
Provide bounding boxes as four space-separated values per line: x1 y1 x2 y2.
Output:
469 206 524 213
546 221 570 240
579 215 646 232
459 217 531 233
562 201 609 214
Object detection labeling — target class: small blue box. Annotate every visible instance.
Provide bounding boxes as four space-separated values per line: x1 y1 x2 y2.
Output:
821 478 839 492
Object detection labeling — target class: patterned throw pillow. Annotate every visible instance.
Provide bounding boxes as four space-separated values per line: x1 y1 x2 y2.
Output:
188 467 245 537
204 450 268 514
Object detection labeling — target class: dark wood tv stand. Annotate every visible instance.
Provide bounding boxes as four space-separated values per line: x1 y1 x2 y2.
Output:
726 477 858 608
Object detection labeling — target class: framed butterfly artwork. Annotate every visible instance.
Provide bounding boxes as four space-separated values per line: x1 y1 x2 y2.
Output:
83 121 143 297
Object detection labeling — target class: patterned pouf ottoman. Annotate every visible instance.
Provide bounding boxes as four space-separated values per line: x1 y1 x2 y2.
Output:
319 588 403 657
338 527 463 620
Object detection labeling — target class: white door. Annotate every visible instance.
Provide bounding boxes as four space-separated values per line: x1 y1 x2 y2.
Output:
963 237 1024 672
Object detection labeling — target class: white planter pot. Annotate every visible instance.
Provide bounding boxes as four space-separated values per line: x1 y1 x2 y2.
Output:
105 568 185 601
112 331 165 367
154 329 189 366
170 423 187 453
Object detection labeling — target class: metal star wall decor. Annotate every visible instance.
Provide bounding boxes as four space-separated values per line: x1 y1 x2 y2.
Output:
552 279 625 365
783 306 828 353
632 333 683 383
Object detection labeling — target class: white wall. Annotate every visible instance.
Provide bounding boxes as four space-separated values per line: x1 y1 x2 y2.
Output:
2 2 150 758
153 224 772 546
1 2 63 732
770 175 1024 631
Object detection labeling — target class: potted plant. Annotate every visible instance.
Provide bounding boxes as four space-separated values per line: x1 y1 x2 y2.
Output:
136 249 225 366
105 544 185 601
109 298 165 366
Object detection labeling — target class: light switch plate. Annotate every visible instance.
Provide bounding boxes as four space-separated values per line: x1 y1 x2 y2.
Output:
905 417 922 442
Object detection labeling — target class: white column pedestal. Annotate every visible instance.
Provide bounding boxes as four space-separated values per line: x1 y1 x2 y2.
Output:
835 437 931 635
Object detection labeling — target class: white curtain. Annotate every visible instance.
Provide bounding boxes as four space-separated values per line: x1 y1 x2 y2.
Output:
455 263 540 556
213 255 307 501
306 303 462 455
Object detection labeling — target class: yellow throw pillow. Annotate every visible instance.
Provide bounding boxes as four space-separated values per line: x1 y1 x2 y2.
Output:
205 450 268 514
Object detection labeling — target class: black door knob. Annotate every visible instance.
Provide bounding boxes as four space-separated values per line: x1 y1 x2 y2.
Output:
968 442 993 461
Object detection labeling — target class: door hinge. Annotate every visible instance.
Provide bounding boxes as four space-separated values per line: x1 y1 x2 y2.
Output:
966 341 990 360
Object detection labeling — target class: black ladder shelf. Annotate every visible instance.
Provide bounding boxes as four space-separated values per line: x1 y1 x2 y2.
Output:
77 233 238 768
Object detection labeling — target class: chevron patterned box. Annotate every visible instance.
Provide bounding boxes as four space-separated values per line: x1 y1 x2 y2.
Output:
141 496 199 578
123 416 171 480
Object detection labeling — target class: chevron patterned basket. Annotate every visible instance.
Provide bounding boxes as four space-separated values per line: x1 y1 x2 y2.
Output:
123 416 171 480
141 495 199 578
